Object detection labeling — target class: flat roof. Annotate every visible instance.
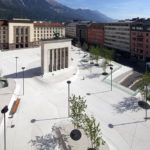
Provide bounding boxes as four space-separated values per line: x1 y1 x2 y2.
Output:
41 38 72 44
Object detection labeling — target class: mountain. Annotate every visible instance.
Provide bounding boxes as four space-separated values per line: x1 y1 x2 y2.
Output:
0 0 114 22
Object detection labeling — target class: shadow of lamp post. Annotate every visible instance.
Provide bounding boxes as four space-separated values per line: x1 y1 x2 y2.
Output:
22 67 25 95
110 66 113 91
1 105 8 150
15 57 19 78
67 80 71 117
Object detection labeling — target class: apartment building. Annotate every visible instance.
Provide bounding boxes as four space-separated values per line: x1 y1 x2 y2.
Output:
104 21 131 53
87 23 104 45
131 19 150 61
34 22 65 46
0 19 65 50
0 20 8 49
76 21 92 43
65 22 79 39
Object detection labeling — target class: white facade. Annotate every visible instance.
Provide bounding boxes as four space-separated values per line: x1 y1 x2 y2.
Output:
41 39 72 74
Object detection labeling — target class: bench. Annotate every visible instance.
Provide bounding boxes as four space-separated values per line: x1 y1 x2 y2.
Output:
12 98 20 114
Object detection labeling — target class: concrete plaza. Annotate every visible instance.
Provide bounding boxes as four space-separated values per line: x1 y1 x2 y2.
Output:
0 46 150 150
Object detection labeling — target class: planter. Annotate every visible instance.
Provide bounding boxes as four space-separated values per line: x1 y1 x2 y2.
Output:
108 64 113 66
102 72 108 76
88 148 96 150
70 129 82 141
90 62 94 64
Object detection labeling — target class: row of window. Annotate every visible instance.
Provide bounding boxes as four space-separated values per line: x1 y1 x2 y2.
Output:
16 28 28 35
16 36 28 43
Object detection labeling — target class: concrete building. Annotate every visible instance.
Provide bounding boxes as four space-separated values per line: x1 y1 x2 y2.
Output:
41 39 72 74
34 22 65 46
131 19 150 61
8 19 34 49
104 21 131 54
76 21 92 43
0 19 65 50
87 23 104 45
65 22 79 39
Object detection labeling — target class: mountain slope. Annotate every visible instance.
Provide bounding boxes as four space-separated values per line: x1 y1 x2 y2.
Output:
0 0 114 22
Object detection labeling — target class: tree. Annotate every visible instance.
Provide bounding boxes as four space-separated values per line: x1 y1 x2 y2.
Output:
94 46 100 65
105 49 115 65
69 95 87 129
138 73 150 100
82 42 88 52
101 59 109 75
89 46 95 64
83 114 105 150
76 41 81 48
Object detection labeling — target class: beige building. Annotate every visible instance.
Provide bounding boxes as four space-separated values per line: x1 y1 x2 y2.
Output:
34 22 65 46
104 22 131 52
41 39 71 74
0 19 65 50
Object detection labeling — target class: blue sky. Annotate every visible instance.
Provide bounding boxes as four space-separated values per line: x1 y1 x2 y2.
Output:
56 0 150 20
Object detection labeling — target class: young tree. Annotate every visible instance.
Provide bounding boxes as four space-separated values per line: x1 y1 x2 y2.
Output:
83 114 105 150
105 49 115 65
76 41 81 48
69 95 87 129
138 73 150 100
94 46 100 66
82 42 88 52
89 46 95 64
101 59 109 75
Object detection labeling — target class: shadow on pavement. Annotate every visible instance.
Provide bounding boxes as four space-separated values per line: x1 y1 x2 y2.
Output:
112 96 141 113
108 119 146 128
86 90 110 96
4 67 42 79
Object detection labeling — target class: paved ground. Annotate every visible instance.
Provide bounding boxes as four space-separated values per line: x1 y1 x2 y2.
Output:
0 46 150 150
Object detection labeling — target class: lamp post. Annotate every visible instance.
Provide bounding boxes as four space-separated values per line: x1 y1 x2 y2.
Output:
145 83 148 120
15 57 19 78
22 67 25 95
1 105 8 150
110 67 113 91
67 80 71 117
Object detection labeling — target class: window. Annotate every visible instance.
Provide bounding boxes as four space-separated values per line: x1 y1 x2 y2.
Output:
21 37 23 43
16 28 19 35
25 36 28 42
146 33 149 36
25 28 28 34
21 28 24 34
146 45 149 48
16 37 19 43
146 39 149 42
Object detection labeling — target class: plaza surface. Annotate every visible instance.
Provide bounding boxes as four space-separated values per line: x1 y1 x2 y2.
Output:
0 46 150 150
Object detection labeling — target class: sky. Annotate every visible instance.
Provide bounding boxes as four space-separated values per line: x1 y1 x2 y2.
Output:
56 0 150 20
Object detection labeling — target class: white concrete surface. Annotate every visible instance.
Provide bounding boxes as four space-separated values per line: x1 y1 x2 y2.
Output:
0 46 149 150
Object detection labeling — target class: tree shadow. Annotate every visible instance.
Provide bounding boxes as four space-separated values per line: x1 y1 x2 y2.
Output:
112 96 141 113
29 125 72 150
4 67 42 79
86 90 110 96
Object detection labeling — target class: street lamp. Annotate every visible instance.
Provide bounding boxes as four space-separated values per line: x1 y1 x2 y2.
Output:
22 67 25 95
15 57 19 78
1 105 8 150
67 80 71 117
110 67 113 91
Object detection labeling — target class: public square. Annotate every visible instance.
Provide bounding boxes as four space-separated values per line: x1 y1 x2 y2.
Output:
0 46 150 150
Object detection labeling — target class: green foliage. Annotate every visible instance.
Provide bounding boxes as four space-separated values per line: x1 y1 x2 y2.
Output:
82 42 88 51
138 73 150 100
53 31 60 39
101 59 109 73
89 46 95 63
76 41 81 48
69 95 87 129
83 114 105 149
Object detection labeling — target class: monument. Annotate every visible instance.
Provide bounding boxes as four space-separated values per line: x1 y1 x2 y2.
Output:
41 38 72 75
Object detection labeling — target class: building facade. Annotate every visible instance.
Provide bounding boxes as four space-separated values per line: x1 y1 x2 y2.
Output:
41 39 71 74
65 22 79 38
88 23 104 45
0 19 65 50
34 22 65 46
76 22 91 43
0 21 8 49
104 22 131 53
131 19 150 61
